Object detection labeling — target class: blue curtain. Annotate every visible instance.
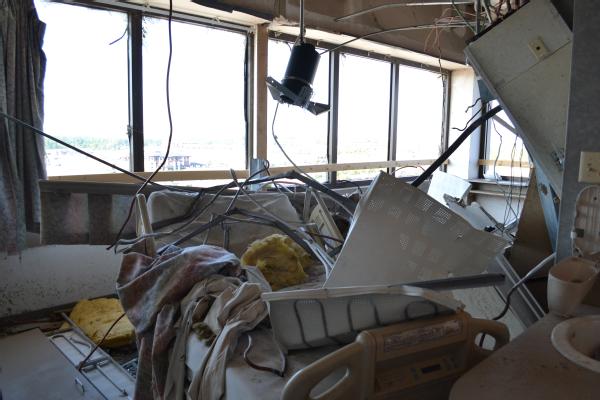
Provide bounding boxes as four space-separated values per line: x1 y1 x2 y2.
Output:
0 0 47 254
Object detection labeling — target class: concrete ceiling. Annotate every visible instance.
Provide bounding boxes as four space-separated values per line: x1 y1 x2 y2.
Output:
193 0 475 64
124 1 574 66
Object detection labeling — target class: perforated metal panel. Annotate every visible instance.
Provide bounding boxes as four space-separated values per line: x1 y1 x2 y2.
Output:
325 173 508 287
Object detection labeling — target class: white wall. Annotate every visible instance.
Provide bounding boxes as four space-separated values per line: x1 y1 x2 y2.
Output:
0 245 121 318
446 68 481 180
475 191 524 225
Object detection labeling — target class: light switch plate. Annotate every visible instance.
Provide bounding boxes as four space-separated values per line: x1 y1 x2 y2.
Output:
579 151 600 183
528 37 550 60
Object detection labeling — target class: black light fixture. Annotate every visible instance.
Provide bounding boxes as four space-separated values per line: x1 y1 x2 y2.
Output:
266 0 330 115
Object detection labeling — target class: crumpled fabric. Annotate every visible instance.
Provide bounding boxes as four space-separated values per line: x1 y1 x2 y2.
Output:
116 245 241 400
163 276 242 400
187 282 268 400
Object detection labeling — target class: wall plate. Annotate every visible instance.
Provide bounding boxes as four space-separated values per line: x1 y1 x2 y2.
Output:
578 151 600 183
529 37 550 60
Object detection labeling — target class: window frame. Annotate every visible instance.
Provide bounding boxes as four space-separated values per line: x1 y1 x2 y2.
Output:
268 32 451 185
44 0 253 174
43 0 451 185
480 100 532 182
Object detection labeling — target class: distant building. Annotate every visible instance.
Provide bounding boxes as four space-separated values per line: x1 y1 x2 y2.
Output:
148 154 192 170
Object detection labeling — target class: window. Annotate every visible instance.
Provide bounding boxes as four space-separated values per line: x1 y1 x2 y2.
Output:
266 40 329 169
395 66 445 177
36 1 129 176
484 100 531 179
142 17 247 171
36 0 449 184
337 53 390 181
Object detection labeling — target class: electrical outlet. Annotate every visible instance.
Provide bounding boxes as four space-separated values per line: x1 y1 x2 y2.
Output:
528 37 550 60
578 151 600 183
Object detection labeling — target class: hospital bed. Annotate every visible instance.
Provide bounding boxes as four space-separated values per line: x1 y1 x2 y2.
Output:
185 310 508 400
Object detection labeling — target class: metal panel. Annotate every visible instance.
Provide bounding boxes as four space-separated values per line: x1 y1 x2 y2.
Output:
0 329 104 400
557 0 600 260
468 1 571 87
465 0 573 195
535 166 560 251
325 173 508 288
50 318 135 399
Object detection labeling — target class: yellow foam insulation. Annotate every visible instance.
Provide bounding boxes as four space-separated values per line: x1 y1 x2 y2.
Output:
241 234 312 291
63 298 135 348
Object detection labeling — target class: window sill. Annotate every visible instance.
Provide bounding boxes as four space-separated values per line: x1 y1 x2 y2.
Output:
469 178 529 187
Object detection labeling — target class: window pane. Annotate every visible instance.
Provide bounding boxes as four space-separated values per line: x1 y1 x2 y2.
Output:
267 40 329 178
36 1 129 176
143 18 246 171
337 53 390 181
396 66 444 170
486 101 531 178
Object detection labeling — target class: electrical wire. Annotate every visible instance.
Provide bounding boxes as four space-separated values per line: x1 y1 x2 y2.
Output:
109 26 128 46
334 2 474 22
479 252 555 347
452 104 482 132
114 183 240 251
451 0 477 33
299 0 305 43
504 134 517 227
270 108 355 216
515 141 526 218
118 171 307 253
337 179 364 194
503 129 520 229
109 0 175 250
490 119 518 233
0 110 184 192
412 105 502 187
271 102 310 178
262 161 292 194
77 312 127 371
225 161 271 213
424 8 459 54
146 173 316 239
490 127 513 240
421 8 460 137
76 0 175 365
392 165 427 176
243 332 286 377
319 21 471 55
464 97 482 114
300 230 344 244
122 169 355 252
229 169 292 225
482 0 494 24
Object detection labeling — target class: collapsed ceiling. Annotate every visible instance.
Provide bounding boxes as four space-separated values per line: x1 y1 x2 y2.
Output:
115 1 574 68
125 0 475 64
196 0 475 64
